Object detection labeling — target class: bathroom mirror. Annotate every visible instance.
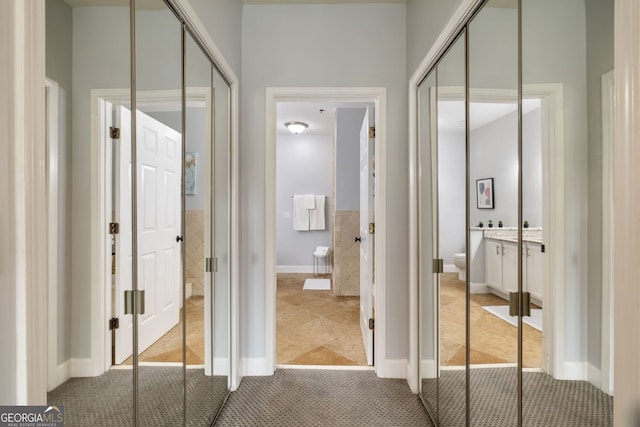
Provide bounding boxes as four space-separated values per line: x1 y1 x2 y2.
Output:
435 31 467 425
417 69 438 422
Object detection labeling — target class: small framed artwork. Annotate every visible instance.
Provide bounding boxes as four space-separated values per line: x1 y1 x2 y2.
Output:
185 152 197 195
476 178 494 209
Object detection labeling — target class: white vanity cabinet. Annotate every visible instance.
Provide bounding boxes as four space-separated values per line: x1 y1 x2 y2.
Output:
524 242 543 300
501 242 518 294
485 239 502 289
484 239 543 304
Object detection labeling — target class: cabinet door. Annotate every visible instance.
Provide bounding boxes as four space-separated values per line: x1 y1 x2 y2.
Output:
525 243 543 301
502 242 518 294
485 239 502 289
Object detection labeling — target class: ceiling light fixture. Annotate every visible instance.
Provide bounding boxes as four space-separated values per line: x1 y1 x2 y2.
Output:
285 121 309 134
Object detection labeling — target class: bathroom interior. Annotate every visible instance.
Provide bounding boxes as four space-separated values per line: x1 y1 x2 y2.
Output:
275 101 373 366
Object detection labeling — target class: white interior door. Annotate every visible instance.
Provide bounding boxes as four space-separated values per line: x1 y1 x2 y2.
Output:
114 105 133 364
359 106 375 366
114 106 182 363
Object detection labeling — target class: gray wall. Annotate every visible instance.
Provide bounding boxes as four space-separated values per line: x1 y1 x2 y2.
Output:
276 134 333 267
470 108 542 228
437 131 466 265
336 108 366 211
406 0 465 78
187 0 242 78
240 3 407 362
46 0 73 368
585 0 614 372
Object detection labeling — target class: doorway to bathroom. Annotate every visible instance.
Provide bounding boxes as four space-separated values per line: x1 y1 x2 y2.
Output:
265 88 387 373
274 100 373 367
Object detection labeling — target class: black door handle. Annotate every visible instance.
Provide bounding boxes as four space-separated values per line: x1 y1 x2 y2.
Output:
176 235 184 242
355 236 362 243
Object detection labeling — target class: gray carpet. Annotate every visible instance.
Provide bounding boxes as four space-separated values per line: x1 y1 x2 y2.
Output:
421 368 613 426
47 367 228 426
215 369 433 426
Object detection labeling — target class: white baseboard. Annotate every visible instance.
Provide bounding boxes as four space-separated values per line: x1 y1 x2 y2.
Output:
276 265 314 274
444 264 457 273
420 359 437 379
241 357 272 376
49 359 72 391
587 362 602 390
470 282 491 294
70 358 96 378
379 359 407 379
213 357 230 376
561 361 587 380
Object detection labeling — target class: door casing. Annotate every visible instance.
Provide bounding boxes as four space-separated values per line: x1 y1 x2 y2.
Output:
264 87 388 376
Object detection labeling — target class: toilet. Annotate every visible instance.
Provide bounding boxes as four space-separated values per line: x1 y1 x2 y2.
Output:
453 253 466 281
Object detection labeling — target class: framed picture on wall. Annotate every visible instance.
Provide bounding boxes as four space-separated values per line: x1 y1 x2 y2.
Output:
476 178 494 209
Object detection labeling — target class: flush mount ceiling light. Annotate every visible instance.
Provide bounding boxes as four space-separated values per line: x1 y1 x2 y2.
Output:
285 121 309 134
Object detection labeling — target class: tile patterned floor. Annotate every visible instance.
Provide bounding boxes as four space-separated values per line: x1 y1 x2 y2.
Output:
123 296 205 365
276 273 367 366
440 273 542 367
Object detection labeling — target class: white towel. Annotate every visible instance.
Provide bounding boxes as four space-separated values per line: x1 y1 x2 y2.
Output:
309 195 326 230
304 194 316 209
293 195 310 231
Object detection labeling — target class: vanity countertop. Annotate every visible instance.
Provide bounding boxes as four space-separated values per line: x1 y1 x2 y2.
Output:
476 227 543 244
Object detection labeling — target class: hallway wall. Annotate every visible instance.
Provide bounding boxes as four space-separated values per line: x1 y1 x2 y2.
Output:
240 3 407 372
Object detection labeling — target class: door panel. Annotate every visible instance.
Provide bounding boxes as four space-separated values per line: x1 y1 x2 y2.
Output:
359 106 374 366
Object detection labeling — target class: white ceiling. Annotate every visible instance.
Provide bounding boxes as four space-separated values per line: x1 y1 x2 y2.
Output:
277 101 369 135
438 99 541 133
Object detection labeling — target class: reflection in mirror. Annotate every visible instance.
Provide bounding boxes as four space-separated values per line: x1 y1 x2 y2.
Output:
211 63 232 418
417 70 438 422
184 31 217 426
435 32 467 426
521 0 613 424
468 0 520 424
135 0 184 424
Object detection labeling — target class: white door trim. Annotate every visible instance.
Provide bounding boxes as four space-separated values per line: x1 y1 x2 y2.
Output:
265 87 388 376
45 78 62 391
614 1 640 423
90 88 211 376
600 69 614 396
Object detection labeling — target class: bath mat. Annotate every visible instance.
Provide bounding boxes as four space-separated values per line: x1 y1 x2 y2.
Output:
481 305 543 331
303 278 331 290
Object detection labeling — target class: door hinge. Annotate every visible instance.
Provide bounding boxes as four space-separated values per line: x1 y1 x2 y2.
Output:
368 318 375 330
124 290 145 315
369 126 375 139
205 257 218 273
110 126 120 139
541 244 545 253
509 292 531 317
433 258 444 274
109 222 120 235
109 317 120 330
369 222 375 234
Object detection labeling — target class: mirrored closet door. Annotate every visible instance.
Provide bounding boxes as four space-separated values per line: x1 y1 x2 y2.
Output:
45 0 233 425
417 0 614 425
